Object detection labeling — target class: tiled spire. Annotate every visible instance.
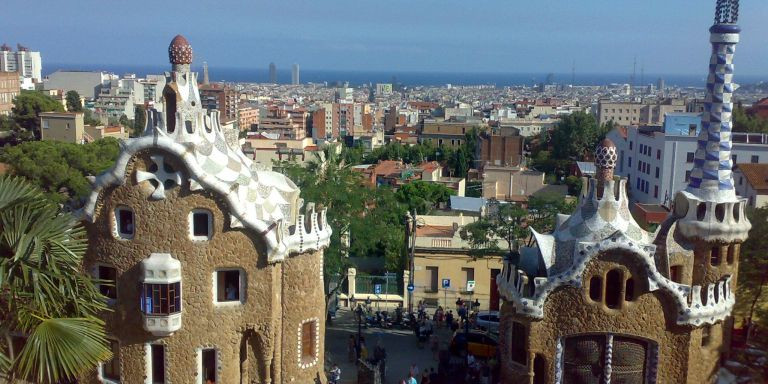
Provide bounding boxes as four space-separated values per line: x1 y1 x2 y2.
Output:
685 0 740 202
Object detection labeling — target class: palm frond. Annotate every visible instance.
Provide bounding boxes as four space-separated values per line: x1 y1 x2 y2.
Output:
13 317 110 384
0 176 47 211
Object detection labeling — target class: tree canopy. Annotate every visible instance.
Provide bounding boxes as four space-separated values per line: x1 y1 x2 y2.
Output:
11 90 65 139
550 111 608 160
0 138 120 205
733 105 768 133
395 180 455 215
65 90 82 112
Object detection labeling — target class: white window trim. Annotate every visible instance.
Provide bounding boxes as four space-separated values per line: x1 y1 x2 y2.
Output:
144 343 168 384
188 209 213 241
113 206 135 240
98 338 120 384
196 346 221 384
298 317 320 369
212 268 246 306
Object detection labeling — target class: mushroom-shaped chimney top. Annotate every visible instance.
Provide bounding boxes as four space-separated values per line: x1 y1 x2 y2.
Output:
168 35 193 65
595 138 617 179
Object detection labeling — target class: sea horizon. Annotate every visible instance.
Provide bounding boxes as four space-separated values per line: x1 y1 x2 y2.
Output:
44 63 767 88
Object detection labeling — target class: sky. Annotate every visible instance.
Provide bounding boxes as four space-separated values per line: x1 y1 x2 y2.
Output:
4 0 768 76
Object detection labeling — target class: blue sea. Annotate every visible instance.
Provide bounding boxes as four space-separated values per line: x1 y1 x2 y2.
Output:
44 63 766 88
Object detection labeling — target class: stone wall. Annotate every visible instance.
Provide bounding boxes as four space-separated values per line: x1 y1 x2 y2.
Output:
499 251 710 384
80 150 325 383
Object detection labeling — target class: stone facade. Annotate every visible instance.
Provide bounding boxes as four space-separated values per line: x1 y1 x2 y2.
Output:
496 3 750 383
80 35 331 384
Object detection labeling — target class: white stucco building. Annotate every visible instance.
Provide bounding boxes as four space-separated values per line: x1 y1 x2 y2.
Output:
607 115 768 206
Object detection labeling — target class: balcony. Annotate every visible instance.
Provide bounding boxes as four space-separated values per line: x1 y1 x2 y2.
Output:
140 253 182 336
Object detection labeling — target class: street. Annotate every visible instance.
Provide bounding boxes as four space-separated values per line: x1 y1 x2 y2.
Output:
325 307 456 384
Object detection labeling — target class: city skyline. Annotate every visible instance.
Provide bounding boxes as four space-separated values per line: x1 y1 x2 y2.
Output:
4 0 768 77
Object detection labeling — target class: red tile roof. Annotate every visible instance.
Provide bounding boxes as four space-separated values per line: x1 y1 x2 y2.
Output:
416 225 455 238
736 163 768 192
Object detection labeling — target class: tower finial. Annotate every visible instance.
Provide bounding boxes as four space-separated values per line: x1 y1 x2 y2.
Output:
595 138 617 198
715 0 739 24
685 0 741 203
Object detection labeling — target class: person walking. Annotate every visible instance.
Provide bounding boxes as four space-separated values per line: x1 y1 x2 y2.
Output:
328 363 341 384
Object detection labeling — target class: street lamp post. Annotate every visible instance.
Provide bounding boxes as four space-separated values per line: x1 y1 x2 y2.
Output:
355 304 363 360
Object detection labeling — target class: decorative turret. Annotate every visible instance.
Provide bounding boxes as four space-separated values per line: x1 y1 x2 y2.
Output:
168 34 193 72
595 138 617 198
674 0 751 243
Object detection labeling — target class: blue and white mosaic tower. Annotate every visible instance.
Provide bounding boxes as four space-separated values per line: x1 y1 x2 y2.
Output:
674 0 751 243
686 0 740 201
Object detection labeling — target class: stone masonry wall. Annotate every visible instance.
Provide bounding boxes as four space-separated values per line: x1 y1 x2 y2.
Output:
80 150 319 383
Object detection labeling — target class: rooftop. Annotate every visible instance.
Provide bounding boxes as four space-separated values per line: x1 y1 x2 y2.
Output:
736 163 768 192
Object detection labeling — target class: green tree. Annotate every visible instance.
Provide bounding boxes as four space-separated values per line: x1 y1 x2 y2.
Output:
11 90 65 139
735 206 768 338
133 105 147 137
65 90 83 112
0 176 110 383
526 193 576 240
277 147 406 301
551 111 601 160
0 139 120 205
83 109 102 126
733 105 768 133
459 201 527 258
395 180 455 214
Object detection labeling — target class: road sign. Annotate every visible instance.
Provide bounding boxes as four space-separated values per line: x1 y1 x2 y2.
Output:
466 280 476 292
442 278 451 288
374 284 382 295
407 283 415 292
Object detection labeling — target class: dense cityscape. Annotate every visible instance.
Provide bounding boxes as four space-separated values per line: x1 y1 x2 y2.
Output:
1 1 768 384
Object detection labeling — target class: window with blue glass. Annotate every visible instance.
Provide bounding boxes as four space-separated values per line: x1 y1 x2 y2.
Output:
141 282 181 315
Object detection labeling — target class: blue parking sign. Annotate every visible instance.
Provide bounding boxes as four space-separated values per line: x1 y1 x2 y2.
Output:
374 284 382 294
442 278 450 288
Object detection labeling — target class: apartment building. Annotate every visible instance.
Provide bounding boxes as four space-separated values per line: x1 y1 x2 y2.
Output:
597 98 686 126
477 134 524 168
0 71 20 116
199 83 239 120
607 115 768 206
409 214 506 311
420 118 486 148
734 163 768 208
0 44 42 82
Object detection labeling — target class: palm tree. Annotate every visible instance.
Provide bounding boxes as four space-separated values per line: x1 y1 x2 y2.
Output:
0 176 110 383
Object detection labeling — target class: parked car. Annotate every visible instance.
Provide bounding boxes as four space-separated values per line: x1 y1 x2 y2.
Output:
450 330 498 359
475 310 500 332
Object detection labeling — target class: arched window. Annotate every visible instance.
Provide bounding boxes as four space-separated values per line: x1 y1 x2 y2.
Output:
624 277 635 302
605 269 623 309
164 87 176 133
589 276 602 301
563 335 653 384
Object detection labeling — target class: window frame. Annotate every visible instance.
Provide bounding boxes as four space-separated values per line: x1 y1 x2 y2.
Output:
94 264 118 305
99 338 121 383
148 344 167 384
114 206 135 240
214 268 246 305
189 209 213 241
298 318 320 368
141 282 182 315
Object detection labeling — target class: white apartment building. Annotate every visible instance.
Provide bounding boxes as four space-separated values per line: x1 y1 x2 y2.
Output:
45 70 117 100
0 44 42 82
607 116 768 206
